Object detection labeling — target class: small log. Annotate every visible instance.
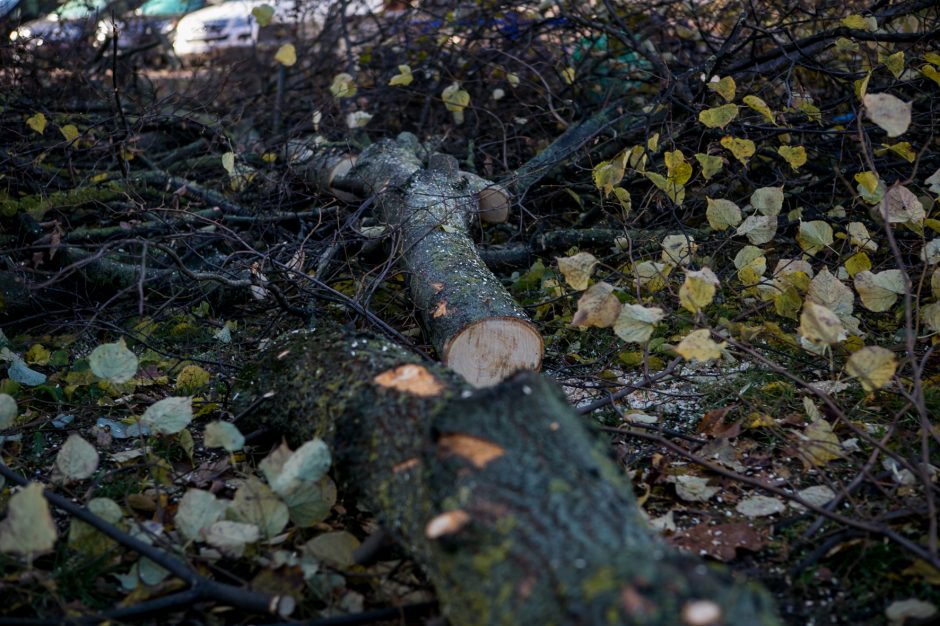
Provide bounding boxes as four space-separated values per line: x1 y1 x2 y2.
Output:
305 133 542 387
238 328 781 626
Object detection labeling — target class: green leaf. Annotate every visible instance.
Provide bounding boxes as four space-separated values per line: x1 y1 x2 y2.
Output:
706 197 742 231
251 4 274 26
204 421 244 452
89 339 138 384
60 124 80 143
302 531 360 568
698 104 738 129
796 220 834 255
140 396 193 435
26 113 46 135
330 73 357 98
695 153 724 180
175 489 227 543
175 364 209 394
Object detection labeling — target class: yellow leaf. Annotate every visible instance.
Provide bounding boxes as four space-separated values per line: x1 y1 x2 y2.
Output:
664 150 692 186
922 65 940 87
854 170 879 194
695 153 724 180
800 302 845 345
802 416 841 468
720 136 755 164
506 72 520 87
796 220 833 255
676 329 725 362
251 4 274 26
846 221 878 252
735 215 777 245
0 482 57 556
330 73 357 98
707 76 736 102
926 52 940 66
855 72 871 100
798 101 822 124
876 141 916 163
571 281 622 328
557 252 597 291
923 301 940 333
631 261 671 292
679 267 719 313
777 145 807 170
835 37 859 53
592 152 627 196
842 14 877 31
221 152 236 176
389 64 413 86
854 269 905 312
706 197 742 230
611 187 631 213
698 104 738 129
614 304 664 343
661 234 697 267
807 268 855 319
274 43 296 67
645 171 685 205
60 124 79 143
442 82 471 124
846 346 897 391
882 51 905 78
734 245 766 287
561 67 575 84
743 95 775 124
262 152 277 164
844 252 871 277
26 112 46 134
751 186 784 216
863 93 912 137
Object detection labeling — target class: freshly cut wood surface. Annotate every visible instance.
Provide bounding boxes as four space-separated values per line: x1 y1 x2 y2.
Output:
444 317 543 387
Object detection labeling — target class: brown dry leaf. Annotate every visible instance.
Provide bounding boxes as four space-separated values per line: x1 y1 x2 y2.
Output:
878 184 925 225
672 522 768 562
799 302 845 346
373 364 444 397
438 433 505 468
571 281 622 328
426 510 470 539
854 270 905 312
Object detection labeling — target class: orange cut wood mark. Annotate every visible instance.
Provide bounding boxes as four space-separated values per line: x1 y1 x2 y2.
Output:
373 364 443 397
432 300 448 318
393 458 420 473
438 433 505 468
425 509 470 539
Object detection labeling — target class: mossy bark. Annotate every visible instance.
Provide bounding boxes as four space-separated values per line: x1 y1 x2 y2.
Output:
306 133 541 385
238 328 780 626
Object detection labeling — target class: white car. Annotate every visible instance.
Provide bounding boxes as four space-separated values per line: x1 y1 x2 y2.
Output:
172 0 380 58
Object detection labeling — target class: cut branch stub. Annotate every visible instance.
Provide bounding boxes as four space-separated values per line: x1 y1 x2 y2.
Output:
314 133 542 386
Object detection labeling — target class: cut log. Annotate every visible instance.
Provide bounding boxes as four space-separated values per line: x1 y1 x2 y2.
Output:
304 133 542 387
238 328 781 626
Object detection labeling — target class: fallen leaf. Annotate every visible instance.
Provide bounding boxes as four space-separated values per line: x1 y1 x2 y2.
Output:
799 302 844 345
614 304 664 343
55 434 99 481
0 483 57 556
674 475 719 502
736 215 777 245
571 281 622 328
706 197 742 230
679 268 720 313
557 252 598 290
854 270 905 312
864 93 912 137
672 522 767 561
846 346 897 391
751 186 784 216
676 329 726 362
736 495 785 518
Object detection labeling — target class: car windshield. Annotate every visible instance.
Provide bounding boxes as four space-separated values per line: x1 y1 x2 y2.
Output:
54 0 108 20
138 0 203 17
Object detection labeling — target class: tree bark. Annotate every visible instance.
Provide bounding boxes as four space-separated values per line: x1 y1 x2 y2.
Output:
238 328 781 626
303 133 542 387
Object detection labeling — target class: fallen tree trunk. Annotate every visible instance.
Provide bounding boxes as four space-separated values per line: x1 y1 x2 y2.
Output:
302 133 542 387
238 328 780 626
